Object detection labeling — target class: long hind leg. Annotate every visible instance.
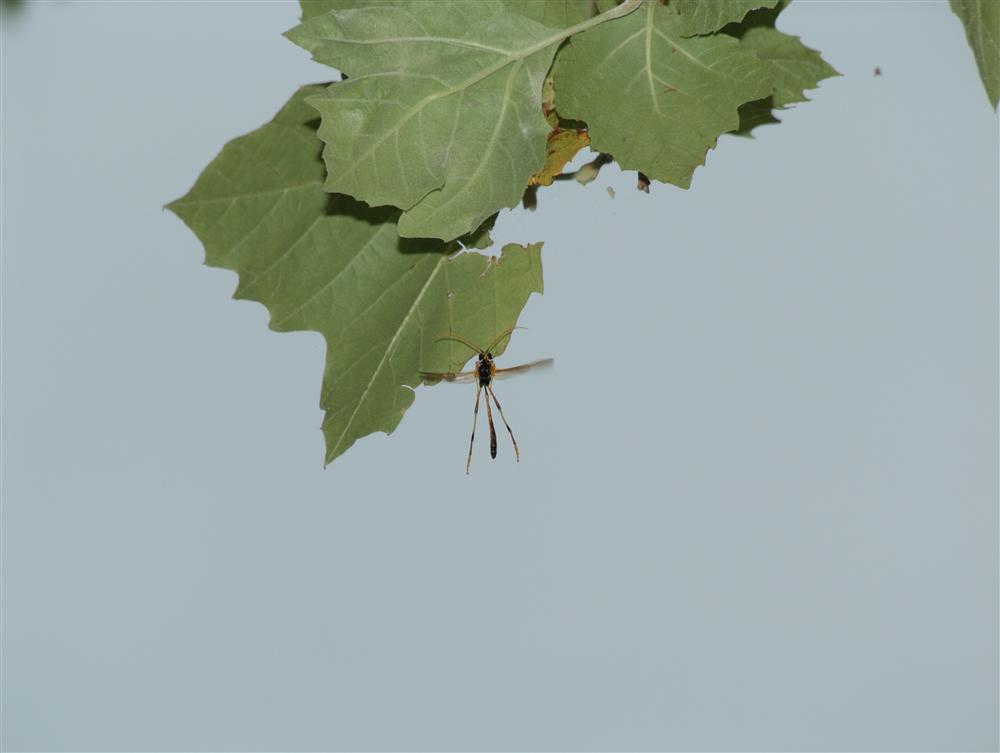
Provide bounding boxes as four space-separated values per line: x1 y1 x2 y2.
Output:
484 387 498 459
487 385 519 462
466 385 482 475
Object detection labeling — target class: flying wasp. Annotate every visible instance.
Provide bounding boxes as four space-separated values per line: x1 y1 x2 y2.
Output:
421 327 552 474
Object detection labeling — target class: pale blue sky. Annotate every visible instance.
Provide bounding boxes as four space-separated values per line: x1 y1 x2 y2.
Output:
3 1 997 750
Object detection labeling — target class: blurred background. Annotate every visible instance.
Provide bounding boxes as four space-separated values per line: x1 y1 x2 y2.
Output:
3 1 997 750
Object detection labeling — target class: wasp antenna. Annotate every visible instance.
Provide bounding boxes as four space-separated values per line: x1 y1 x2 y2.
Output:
435 333 484 353
485 326 527 355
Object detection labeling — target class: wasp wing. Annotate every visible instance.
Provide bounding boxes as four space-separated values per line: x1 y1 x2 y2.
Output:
493 358 554 379
420 369 477 384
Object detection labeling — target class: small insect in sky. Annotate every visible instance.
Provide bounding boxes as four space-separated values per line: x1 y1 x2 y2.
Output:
421 327 553 474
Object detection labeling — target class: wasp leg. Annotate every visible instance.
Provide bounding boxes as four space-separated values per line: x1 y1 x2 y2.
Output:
484 386 498 459
487 385 519 462
466 384 482 475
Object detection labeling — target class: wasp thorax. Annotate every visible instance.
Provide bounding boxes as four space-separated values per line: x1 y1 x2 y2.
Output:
477 354 494 386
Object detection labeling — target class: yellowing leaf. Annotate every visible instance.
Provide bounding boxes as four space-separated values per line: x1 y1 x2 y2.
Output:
541 74 558 127
529 129 591 186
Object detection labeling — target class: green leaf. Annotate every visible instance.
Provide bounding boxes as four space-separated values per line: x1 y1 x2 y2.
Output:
285 0 641 241
950 0 999 109
459 214 497 250
673 0 780 37
502 0 595 27
300 0 598 26
554 0 774 188
167 85 544 466
299 0 341 21
730 96 781 137
715 2 835 136
737 26 839 108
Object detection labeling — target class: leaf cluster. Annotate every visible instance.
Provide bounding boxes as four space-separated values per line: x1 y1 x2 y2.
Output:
168 0 843 465
287 0 838 241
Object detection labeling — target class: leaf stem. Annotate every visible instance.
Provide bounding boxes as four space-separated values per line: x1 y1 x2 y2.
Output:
509 0 643 67
567 0 643 39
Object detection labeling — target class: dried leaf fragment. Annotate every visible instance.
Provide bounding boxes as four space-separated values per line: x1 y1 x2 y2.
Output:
529 129 591 186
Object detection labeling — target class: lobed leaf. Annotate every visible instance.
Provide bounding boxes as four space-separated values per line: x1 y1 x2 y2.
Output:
949 0 999 109
167 85 544 466
554 0 774 188
717 4 837 136
673 0 780 37
735 26 839 108
285 0 640 241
